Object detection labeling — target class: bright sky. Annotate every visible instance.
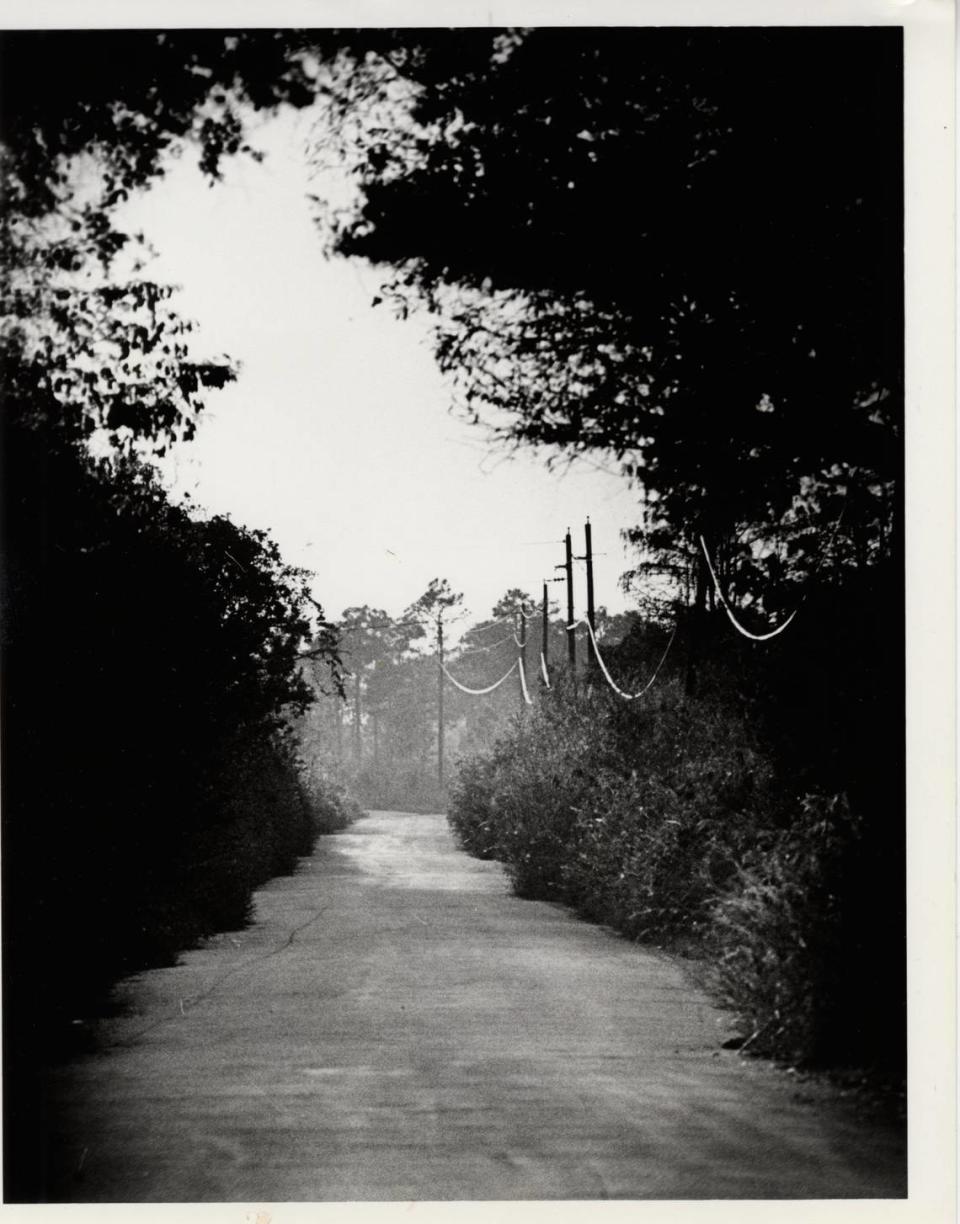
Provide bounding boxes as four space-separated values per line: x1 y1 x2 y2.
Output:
118 106 642 629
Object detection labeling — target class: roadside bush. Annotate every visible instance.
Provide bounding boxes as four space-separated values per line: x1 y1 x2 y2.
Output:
448 659 900 1075
303 769 363 833
449 676 776 929
706 790 900 1071
1 400 348 1200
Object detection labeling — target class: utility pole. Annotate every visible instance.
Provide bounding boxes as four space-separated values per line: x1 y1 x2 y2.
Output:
564 528 576 671
437 612 444 787
517 607 527 711
584 518 597 673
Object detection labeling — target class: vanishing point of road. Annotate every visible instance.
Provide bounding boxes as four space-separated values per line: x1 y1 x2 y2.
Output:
46 810 906 1201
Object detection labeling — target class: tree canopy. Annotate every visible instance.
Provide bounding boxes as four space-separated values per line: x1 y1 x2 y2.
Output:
321 27 903 610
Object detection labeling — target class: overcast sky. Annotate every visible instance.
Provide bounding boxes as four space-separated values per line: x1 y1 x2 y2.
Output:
118 105 642 629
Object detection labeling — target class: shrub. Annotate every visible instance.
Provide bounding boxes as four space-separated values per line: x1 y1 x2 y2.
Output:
448 668 901 1074
1 405 353 1200
449 677 775 927
706 791 901 1070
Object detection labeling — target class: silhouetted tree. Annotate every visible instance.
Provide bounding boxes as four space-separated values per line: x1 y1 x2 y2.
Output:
322 27 902 610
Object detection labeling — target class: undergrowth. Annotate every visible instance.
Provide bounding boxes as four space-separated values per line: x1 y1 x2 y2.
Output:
448 670 903 1075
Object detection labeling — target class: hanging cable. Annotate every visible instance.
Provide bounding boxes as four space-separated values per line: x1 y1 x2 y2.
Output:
699 536 799 642
441 659 518 695
481 615 514 629
459 616 514 645
567 617 676 701
518 656 534 705
453 635 514 658
539 652 552 689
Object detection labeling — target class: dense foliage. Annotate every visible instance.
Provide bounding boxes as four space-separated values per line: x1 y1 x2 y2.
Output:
322 28 902 611
0 29 350 1202
450 574 904 1075
1 353 356 1202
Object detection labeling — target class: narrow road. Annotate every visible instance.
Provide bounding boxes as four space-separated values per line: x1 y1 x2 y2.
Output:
47 810 906 1202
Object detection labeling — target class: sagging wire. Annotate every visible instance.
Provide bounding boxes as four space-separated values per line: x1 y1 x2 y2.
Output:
699 536 798 642
475 615 514 631
518 656 534 705
567 617 676 702
441 659 518 695
540 652 552 689
453 634 514 658
697 502 847 644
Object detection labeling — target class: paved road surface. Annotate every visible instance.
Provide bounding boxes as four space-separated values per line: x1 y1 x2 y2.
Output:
46 810 906 1201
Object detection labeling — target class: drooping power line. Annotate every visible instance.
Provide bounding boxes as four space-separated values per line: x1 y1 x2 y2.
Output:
699 536 799 642
453 635 515 658
567 617 676 701
518 656 534 706
539 651 552 689
441 659 519 695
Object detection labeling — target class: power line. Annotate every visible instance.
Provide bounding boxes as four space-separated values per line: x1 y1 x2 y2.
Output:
699 536 799 642
461 615 513 636
441 659 519 696
337 617 428 633
695 504 847 643
518 656 534 706
568 617 676 701
452 635 514 658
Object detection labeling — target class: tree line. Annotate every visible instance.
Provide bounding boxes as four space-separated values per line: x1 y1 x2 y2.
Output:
1 30 346 1202
299 581 639 811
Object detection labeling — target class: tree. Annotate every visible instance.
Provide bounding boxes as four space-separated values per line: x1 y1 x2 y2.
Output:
337 606 410 762
322 28 902 611
0 30 320 215
491 587 535 623
404 576 465 628
0 29 329 456
0 31 343 1200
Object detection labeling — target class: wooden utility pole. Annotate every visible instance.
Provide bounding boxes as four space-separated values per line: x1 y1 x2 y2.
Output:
437 613 444 786
584 518 597 672
517 608 527 711
564 528 576 670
